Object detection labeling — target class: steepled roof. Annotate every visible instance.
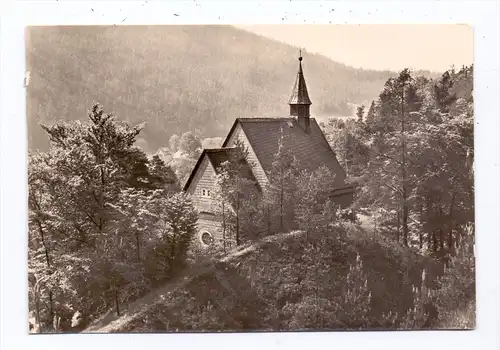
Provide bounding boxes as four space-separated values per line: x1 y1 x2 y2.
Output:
221 117 346 188
183 53 353 197
288 54 312 106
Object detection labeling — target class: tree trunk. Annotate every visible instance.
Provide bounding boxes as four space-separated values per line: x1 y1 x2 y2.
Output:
401 85 409 247
432 229 438 253
36 220 51 268
280 173 284 232
439 206 444 251
135 231 141 263
425 195 433 250
418 203 423 249
35 291 42 333
171 230 177 269
36 219 55 326
397 206 401 242
236 192 240 246
49 291 54 324
267 204 271 236
53 314 60 333
448 193 456 253
97 155 107 249
222 202 226 253
402 200 409 246
115 288 120 316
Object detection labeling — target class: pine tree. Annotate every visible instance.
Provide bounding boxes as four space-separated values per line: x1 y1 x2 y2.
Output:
356 104 365 124
265 134 300 233
215 140 259 246
148 154 180 193
434 70 457 113
154 193 198 270
322 117 369 180
360 69 423 246
295 166 338 236
365 100 377 133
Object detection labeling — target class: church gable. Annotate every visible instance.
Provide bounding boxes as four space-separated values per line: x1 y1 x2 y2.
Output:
223 122 269 189
184 153 218 214
184 148 260 212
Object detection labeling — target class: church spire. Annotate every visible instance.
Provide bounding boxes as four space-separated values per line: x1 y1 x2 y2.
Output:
289 50 312 132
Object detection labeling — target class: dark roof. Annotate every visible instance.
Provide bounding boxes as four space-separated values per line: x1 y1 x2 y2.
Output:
183 148 258 191
204 148 233 170
222 117 346 187
288 59 312 105
207 148 256 181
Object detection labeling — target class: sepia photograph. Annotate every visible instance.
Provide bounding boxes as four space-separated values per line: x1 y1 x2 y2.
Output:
25 24 475 334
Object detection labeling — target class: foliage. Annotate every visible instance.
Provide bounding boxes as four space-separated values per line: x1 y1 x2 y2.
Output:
115 223 442 332
148 155 180 193
28 103 196 332
153 193 199 271
322 66 474 256
338 253 372 329
295 166 339 235
158 132 204 187
265 134 301 233
399 270 431 329
178 132 202 159
433 223 475 328
322 117 369 180
214 140 261 247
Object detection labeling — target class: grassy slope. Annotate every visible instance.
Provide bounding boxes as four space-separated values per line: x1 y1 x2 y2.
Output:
84 225 442 333
27 25 403 153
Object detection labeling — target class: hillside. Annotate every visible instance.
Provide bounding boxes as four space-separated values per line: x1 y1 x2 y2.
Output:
26 25 403 153
84 224 443 333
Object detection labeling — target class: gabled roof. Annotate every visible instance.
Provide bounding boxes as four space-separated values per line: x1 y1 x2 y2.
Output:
183 148 258 191
288 57 312 106
222 117 346 187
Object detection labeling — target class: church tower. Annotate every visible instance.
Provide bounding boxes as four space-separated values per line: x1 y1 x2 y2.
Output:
288 51 312 133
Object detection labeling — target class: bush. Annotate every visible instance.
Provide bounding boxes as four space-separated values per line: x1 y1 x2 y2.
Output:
432 223 475 328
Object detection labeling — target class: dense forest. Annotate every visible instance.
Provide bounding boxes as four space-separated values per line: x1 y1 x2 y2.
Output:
26 25 438 153
28 56 474 332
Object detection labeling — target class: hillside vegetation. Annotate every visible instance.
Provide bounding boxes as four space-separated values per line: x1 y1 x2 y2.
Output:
87 225 442 333
27 25 405 152
27 56 474 333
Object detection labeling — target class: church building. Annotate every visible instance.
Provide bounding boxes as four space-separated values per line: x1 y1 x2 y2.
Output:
183 53 355 247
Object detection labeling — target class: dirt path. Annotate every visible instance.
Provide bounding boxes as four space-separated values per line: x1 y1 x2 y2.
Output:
84 260 219 333
83 233 296 333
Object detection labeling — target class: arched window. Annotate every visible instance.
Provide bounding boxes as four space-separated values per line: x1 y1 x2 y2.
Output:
200 231 214 246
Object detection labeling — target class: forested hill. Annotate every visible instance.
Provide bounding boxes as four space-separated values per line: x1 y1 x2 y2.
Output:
28 25 412 153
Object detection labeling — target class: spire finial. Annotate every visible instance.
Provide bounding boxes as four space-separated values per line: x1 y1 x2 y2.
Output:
299 49 303 61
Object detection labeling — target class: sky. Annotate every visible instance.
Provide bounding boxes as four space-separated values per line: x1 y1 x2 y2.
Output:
238 24 473 72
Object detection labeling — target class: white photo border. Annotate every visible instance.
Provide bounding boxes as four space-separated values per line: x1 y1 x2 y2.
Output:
1 1 499 349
